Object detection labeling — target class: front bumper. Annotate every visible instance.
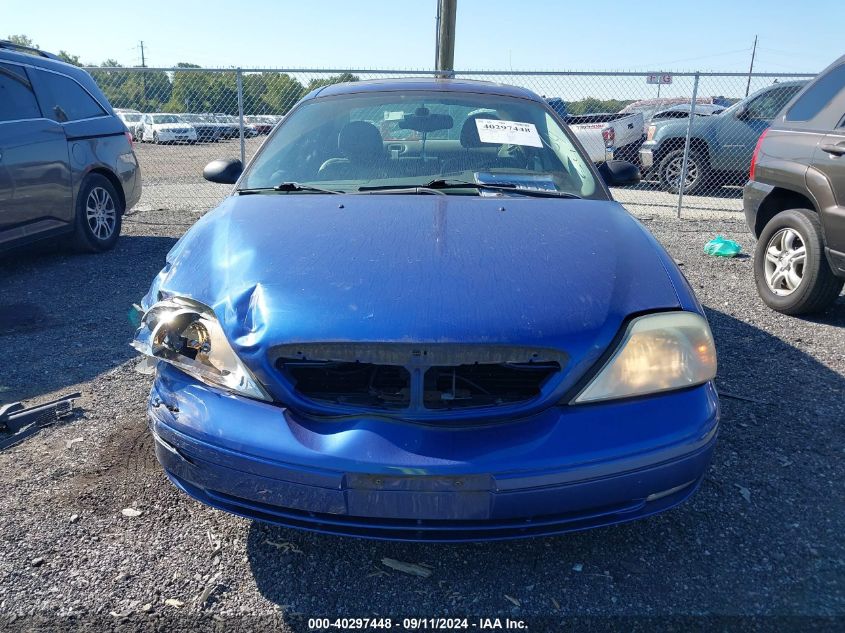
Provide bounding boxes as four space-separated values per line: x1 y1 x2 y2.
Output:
639 141 658 172
157 131 197 142
148 364 719 542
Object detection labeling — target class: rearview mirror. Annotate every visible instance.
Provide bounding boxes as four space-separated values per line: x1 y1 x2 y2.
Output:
399 107 453 133
598 160 640 186
203 158 243 184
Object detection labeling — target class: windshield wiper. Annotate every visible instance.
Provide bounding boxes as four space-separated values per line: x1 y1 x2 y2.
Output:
357 179 581 199
273 182 342 194
237 183 343 195
354 186 447 195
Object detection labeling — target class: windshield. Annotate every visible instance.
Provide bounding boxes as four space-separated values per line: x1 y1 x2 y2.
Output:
180 114 202 122
122 113 141 122
241 91 599 198
152 114 180 124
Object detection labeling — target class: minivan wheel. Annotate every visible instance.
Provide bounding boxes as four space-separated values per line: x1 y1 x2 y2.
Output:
153 131 159 144
659 148 710 195
754 208 843 315
70 174 123 253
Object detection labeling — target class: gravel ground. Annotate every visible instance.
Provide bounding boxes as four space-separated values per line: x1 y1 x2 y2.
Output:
0 202 843 632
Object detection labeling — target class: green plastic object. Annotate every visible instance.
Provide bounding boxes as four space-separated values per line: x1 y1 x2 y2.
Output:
704 235 742 258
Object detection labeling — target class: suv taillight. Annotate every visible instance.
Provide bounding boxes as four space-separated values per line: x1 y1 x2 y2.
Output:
602 127 615 147
749 128 768 181
125 131 134 148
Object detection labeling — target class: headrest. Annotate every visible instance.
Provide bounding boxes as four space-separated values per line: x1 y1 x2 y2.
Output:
338 121 384 160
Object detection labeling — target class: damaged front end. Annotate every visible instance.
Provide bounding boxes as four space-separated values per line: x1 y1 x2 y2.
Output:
131 297 270 401
272 343 567 420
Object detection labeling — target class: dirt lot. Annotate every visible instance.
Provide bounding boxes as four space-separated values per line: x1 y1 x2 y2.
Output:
0 199 843 631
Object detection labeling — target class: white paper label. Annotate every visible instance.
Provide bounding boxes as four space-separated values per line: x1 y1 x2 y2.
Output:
475 119 543 148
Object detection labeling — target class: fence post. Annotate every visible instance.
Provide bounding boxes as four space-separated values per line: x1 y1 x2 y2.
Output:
236 68 245 166
676 71 700 218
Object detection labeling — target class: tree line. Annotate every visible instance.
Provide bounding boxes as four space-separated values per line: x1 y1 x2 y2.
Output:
7 34 632 116
6 34 357 116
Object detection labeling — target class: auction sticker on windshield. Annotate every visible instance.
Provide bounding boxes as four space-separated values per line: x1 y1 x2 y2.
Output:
475 119 543 148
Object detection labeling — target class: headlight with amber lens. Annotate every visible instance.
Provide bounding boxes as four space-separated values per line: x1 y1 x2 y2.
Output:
132 297 270 401
646 124 657 141
573 312 716 404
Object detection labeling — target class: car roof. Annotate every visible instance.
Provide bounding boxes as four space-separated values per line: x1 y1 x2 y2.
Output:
306 77 543 102
747 79 808 97
0 45 114 109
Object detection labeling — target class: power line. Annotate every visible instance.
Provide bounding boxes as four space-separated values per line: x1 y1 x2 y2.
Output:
626 47 752 71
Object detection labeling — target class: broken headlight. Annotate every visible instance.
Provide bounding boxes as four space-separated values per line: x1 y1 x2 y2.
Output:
573 312 716 404
132 297 270 401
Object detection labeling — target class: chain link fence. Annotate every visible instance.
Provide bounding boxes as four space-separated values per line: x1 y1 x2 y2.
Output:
86 67 815 216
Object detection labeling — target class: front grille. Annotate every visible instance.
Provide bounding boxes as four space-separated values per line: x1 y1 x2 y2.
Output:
277 359 411 409
272 343 566 416
423 362 560 409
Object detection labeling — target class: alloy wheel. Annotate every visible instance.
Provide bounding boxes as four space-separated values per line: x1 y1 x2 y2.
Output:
764 227 806 296
664 156 698 191
85 187 117 241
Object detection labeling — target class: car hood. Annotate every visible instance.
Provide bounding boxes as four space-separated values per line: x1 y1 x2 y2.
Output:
143 194 683 397
652 114 717 137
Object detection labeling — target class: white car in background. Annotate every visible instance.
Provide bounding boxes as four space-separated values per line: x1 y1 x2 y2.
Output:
139 113 198 144
115 109 143 140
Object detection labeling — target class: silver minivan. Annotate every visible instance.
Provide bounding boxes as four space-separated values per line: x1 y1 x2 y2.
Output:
0 40 141 253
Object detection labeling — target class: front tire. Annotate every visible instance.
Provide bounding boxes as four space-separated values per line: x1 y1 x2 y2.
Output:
153 132 159 144
754 208 843 315
659 148 710 195
70 174 123 253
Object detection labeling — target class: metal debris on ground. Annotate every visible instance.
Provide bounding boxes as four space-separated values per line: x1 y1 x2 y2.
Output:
263 539 302 554
504 594 521 607
735 484 752 502
0 392 81 451
65 437 83 449
207 530 223 557
381 558 433 578
196 572 223 607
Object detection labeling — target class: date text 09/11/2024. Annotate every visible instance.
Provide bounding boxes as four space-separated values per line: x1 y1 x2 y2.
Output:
307 617 528 630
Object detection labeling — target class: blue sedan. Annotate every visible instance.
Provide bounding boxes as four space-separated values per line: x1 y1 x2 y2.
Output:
133 78 719 541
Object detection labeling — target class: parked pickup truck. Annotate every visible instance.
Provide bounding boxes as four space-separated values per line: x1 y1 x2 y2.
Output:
639 81 807 194
546 98 645 164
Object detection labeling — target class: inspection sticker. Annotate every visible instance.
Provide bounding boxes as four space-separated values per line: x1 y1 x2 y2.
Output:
475 119 543 147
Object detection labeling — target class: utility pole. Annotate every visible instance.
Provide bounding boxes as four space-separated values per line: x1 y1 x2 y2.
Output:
745 35 757 97
434 1 441 70
139 40 147 104
435 0 457 77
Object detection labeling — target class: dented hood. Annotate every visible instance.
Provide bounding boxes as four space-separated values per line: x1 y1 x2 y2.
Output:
144 193 681 392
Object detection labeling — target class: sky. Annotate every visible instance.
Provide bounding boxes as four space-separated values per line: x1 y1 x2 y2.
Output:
3 0 839 74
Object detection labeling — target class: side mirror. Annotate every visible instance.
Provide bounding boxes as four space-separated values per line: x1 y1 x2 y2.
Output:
598 160 640 186
203 158 243 184
735 106 750 121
